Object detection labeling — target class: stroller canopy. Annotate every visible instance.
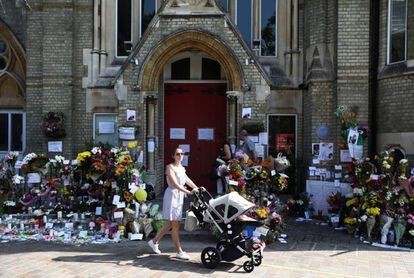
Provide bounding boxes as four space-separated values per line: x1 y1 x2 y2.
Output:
209 192 255 224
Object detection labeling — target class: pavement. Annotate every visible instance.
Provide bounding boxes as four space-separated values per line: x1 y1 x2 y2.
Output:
1 219 414 278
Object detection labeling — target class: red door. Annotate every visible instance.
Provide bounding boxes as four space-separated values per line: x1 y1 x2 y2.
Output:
164 83 227 192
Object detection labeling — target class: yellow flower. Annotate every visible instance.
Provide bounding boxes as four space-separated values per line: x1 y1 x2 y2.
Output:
76 151 91 163
366 207 380 216
346 198 358 207
344 217 357 225
256 208 267 219
127 141 137 149
118 155 132 165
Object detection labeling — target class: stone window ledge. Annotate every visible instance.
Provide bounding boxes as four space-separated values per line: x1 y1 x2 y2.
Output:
378 60 414 80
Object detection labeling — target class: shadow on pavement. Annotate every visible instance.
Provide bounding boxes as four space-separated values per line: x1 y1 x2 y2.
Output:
52 252 249 274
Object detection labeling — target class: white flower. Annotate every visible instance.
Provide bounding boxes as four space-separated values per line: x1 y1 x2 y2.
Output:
55 155 65 164
91 147 101 155
4 200 16 206
353 188 363 196
12 174 24 185
399 159 408 165
110 147 119 154
23 153 37 163
360 215 368 222
409 230 414 236
297 200 304 206
385 191 393 201
5 151 19 161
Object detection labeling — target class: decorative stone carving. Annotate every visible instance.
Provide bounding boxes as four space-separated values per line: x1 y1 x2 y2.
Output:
163 0 221 15
170 0 214 7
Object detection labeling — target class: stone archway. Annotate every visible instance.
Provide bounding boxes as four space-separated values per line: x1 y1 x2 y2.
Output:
139 30 243 191
139 29 244 91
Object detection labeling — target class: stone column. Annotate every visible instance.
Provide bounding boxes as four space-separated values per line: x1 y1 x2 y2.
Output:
91 0 100 84
226 91 242 147
99 0 107 74
145 94 157 171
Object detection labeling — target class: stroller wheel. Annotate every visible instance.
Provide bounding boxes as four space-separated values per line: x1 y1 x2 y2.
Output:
243 261 254 273
253 255 262 266
201 247 221 269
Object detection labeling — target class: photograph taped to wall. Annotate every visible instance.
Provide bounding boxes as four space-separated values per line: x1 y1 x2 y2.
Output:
318 143 334 161
242 107 252 119
127 109 136 122
312 143 320 158
340 149 352 162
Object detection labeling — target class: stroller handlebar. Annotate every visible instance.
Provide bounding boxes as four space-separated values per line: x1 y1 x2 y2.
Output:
193 188 213 200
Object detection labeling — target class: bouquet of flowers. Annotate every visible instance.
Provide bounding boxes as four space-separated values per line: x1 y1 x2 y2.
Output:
269 173 288 193
4 151 19 168
326 192 343 215
274 153 290 171
22 153 48 173
43 111 66 139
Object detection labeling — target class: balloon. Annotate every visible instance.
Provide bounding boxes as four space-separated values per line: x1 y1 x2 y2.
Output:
134 189 147 202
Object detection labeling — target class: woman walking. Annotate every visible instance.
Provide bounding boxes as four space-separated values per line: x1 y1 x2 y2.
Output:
148 147 201 260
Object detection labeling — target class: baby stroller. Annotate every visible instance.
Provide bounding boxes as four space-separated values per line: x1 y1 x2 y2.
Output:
191 190 264 273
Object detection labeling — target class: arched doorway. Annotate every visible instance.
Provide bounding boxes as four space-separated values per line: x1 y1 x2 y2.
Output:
138 30 243 193
163 51 227 191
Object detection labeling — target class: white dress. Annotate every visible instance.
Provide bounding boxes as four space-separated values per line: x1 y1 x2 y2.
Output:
162 164 188 221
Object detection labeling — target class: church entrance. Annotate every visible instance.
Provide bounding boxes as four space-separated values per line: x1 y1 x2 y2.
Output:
163 83 227 191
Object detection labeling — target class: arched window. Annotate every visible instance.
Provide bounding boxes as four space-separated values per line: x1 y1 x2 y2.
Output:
0 33 26 153
171 58 191 80
202 58 221 80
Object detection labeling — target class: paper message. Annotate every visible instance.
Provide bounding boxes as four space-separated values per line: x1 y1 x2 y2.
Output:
99 122 115 134
48 141 63 152
198 128 214 140
259 132 268 145
178 144 190 153
170 128 185 139
147 141 155 153
65 223 74 230
114 211 124 219
95 207 102 215
112 195 120 205
229 180 238 186
182 155 189 166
